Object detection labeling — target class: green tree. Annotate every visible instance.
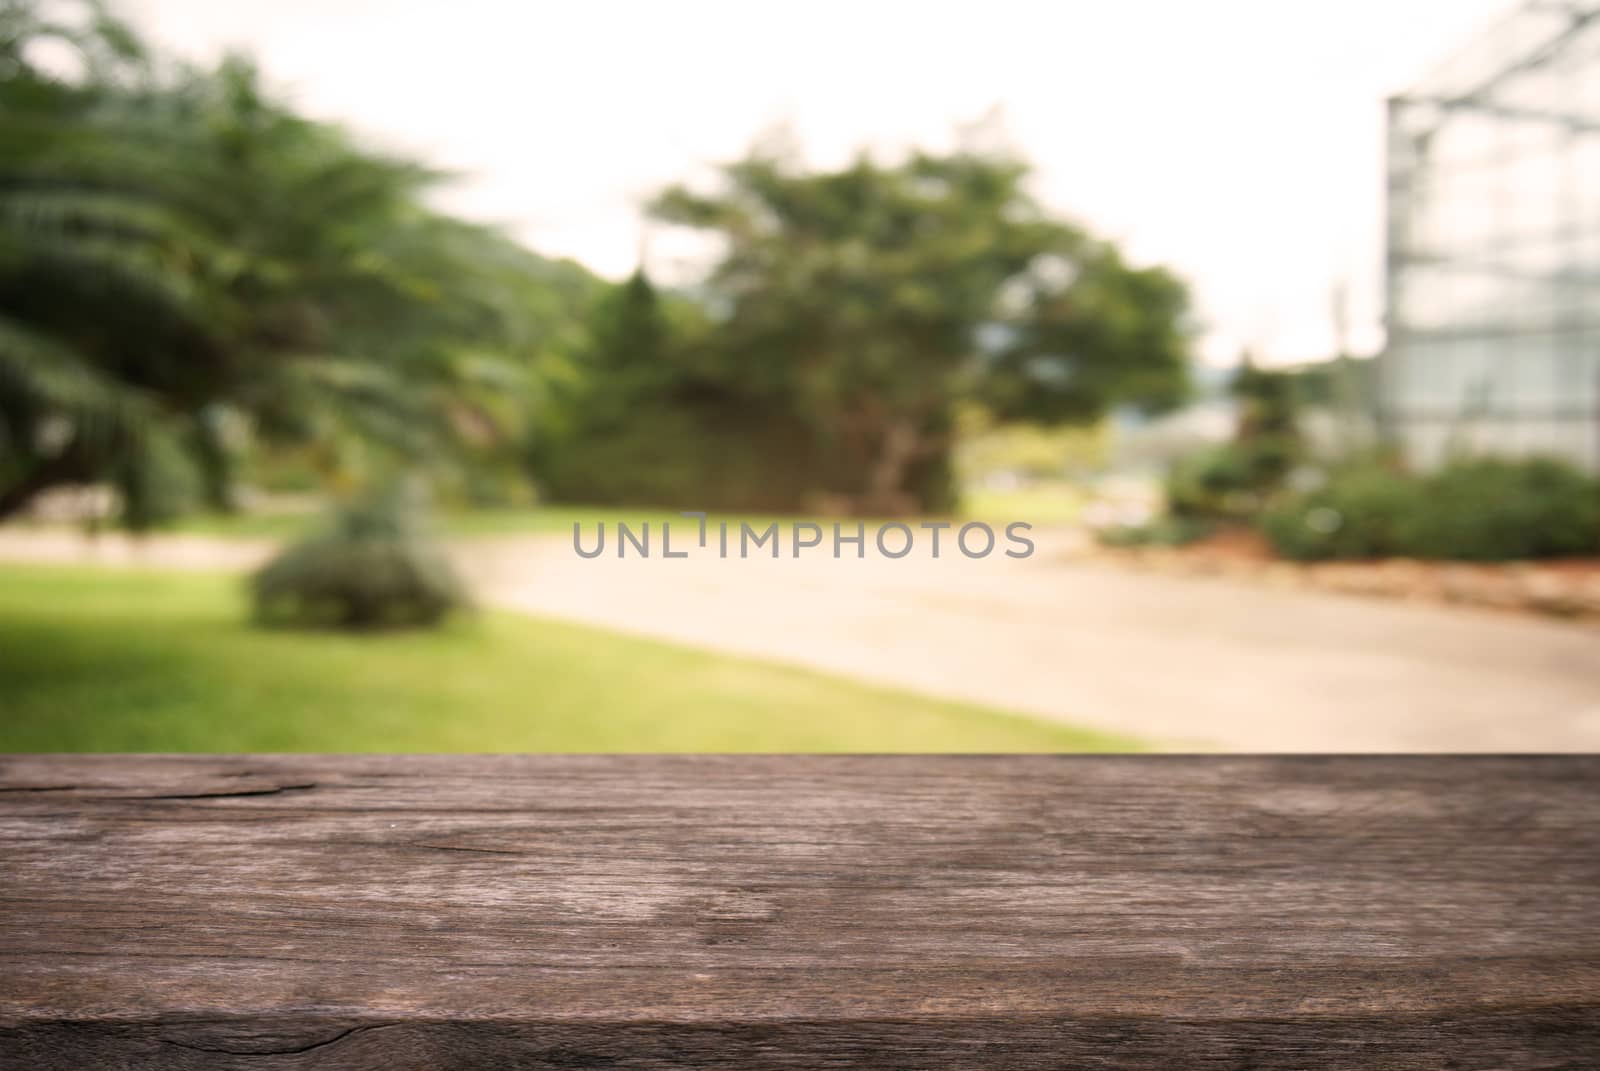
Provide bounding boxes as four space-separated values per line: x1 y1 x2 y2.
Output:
1229 352 1303 489
0 0 596 523
576 269 672 426
648 145 1192 513
535 266 815 510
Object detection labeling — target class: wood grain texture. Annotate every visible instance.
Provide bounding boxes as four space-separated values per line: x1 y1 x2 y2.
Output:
0 755 1596 1069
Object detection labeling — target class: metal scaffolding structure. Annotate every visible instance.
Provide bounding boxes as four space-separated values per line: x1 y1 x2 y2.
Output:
1383 0 1600 471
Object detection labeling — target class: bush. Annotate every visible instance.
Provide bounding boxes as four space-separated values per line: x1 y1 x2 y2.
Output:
1398 457 1599 561
1097 515 1215 549
1261 456 1599 562
1260 460 1413 561
1166 438 1299 521
252 488 467 630
1166 444 1257 519
535 400 852 512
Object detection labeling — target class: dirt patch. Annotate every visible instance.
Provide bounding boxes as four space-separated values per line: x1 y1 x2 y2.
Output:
1097 530 1600 620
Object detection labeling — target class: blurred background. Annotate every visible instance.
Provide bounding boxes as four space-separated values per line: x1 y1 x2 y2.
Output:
1 0 1597 753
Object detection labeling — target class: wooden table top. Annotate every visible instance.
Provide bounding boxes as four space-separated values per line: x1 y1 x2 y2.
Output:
2 754 1597 1068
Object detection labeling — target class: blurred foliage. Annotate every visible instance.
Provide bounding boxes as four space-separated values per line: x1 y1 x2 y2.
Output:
954 403 1109 483
1259 455 1414 561
1396 457 1598 561
0 0 599 526
573 144 1194 514
1165 443 1264 521
1096 514 1214 549
1164 357 1303 523
1262 455 1599 562
5 3 1195 524
533 268 841 509
252 484 467 629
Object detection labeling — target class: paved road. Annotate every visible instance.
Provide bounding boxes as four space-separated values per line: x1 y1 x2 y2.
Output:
4 527 1598 750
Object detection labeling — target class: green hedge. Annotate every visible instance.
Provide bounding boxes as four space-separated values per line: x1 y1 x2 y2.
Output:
1166 439 1297 522
1261 456 1599 562
536 399 958 514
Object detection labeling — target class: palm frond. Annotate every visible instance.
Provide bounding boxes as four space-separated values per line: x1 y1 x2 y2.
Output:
0 313 148 417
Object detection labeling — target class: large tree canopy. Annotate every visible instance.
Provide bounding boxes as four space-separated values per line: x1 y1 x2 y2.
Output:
0 0 597 523
645 146 1192 513
4 2 1193 521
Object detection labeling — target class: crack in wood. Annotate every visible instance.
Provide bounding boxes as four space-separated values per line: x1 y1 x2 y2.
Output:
159 1023 398 1056
104 783 319 801
404 841 526 855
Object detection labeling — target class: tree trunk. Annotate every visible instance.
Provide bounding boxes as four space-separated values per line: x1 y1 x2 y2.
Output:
858 418 921 516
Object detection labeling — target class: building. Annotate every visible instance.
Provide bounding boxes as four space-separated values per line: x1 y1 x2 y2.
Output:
1383 1 1600 471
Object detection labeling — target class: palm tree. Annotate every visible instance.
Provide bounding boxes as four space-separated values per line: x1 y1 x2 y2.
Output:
1 0 579 524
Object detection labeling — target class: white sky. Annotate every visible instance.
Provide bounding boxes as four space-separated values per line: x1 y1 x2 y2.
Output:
129 0 1513 366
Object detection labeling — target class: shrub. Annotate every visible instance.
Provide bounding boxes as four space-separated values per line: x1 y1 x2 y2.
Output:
1097 515 1215 549
1166 444 1259 519
1260 460 1413 561
1398 457 1599 561
1166 436 1302 522
252 488 467 630
1261 455 1599 562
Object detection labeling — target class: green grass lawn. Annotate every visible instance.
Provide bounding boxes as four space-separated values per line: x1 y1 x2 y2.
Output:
961 482 1086 526
0 564 1135 752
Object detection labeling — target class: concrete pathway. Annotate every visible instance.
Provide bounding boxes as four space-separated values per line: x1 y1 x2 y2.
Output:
3 526 1598 751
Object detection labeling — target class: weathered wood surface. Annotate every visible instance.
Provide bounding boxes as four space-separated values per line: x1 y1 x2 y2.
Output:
1 755 1597 1069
